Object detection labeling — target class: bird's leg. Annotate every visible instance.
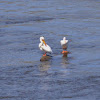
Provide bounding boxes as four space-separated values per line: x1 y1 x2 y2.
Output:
43 52 47 56
62 50 68 54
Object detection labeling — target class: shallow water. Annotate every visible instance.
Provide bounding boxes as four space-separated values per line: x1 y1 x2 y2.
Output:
0 0 100 100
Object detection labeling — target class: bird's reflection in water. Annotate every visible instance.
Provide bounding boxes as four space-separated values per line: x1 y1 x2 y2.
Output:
39 61 51 72
61 55 69 68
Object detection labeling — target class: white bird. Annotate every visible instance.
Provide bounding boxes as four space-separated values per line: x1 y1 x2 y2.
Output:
60 37 68 50
39 36 52 56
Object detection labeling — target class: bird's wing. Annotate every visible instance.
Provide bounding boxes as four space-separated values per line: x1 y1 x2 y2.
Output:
39 43 43 51
60 40 63 46
66 40 68 43
42 44 52 53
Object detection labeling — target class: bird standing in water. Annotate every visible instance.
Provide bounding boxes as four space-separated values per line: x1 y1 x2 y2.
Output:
60 37 69 55
39 36 52 57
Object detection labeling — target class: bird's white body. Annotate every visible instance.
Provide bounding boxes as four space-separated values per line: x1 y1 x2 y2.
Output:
39 37 52 54
39 42 52 53
60 37 68 49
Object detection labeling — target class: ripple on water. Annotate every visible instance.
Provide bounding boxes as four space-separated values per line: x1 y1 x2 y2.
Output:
0 16 54 25
0 0 100 100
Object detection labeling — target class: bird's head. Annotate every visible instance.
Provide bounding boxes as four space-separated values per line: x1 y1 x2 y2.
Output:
40 36 46 46
63 37 66 40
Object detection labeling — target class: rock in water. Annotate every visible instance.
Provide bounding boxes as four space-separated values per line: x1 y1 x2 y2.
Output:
62 51 69 57
40 55 51 61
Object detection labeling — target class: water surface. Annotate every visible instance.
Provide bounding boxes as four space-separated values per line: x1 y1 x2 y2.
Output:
0 0 100 100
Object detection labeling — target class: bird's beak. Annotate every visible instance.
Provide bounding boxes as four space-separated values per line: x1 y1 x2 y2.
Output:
42 39 46 46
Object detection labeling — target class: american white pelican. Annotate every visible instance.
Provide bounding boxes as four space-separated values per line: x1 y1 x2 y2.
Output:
39 36 52 56
60 37 68 54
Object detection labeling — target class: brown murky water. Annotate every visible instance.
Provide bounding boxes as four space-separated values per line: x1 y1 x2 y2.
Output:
0 0 100 100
